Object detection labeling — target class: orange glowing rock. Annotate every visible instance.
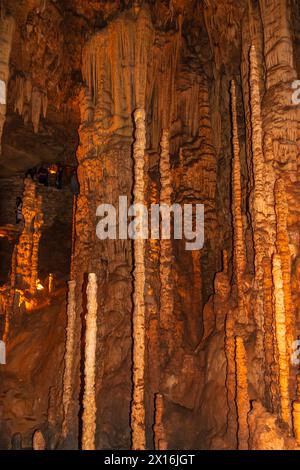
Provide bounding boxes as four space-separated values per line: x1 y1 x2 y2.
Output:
225 311 237 447
131 108 146 450
230 80 247 324
159 129 175 352
235 336 250 450
82 273 98 450
275 179 294 355
272 254 291 428
154 393 167 450
262 256 278 413
62 280 76 440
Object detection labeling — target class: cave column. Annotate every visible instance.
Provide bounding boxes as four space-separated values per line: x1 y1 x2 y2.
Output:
62 280 77 440
272 254 291 427
159 129 175 358
82 273 98 450
230 80 247 324
30 196 44 295
131 108 146 450
16 179 38 290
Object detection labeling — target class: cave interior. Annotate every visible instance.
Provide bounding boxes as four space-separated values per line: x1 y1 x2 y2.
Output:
0 0 300 451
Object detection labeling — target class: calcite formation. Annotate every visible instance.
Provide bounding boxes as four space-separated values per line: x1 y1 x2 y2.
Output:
154 394 167 450
1 0 300 453
272 254 291 428
131 108 147 450
235 336 250 450
82 273 98 450
62 280 76 439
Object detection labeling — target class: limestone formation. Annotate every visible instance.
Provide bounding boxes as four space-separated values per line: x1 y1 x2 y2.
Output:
272 254 291 427
159 129 175 354
82 273 98 450
275 179 294 354
62 280 77 439
32 430 46 450
235 336 250 450
262 257 278 412
1 0 300 453
30 196 44 295
230 80 246 324
225 311 237 446
0 13 15 152
154 394 167 450
131 108 146 450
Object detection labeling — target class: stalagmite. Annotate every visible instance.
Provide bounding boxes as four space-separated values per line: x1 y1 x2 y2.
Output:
159 129 175 352
70 195 77 281
62 280 77 439
16 179 37 289
131 108 146 450
293 401 300 446
32 430 46 450
262 257 278 412
275 179 294 354
235 336 250 450
225 311 237 446
249 44 270 365
272 254 291 427
223 250 228 275
154 394 167 450
30 196 44 295
249 45 267 284
82 273 98 450
230 80 246 324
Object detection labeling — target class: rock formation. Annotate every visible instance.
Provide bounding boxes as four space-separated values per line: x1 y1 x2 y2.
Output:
0 0 300 453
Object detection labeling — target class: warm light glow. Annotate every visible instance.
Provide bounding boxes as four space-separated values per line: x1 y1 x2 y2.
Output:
36 279 44 291
48 164 58 175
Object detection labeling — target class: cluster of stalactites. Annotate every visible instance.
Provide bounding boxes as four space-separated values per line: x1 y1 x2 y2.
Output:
0 13 15 152
81 5 181 147
13 74 48 134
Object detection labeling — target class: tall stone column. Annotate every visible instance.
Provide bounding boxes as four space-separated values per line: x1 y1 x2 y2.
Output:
30 196 44 295
82 273 98 450
230 80 247 324
62 280 77 440
131 109 146 450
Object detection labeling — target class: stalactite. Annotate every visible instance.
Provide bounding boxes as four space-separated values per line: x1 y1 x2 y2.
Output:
30 196 43 295
230 80 247 324
225 311 237 447
13 76 48 134
131 108 146 450
82 273 98 450
159 129 174 353
145 175 161 430
249 44 270 366
272 254 291 427
31 88 42 134
275 179 294 354
62 280 76 439
235 336 250 450
0 13 15 152
154 393 167 450
262 256 278 412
